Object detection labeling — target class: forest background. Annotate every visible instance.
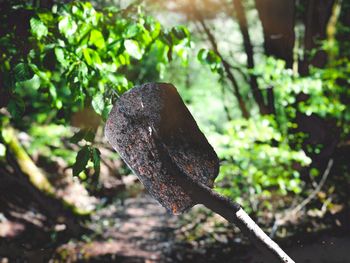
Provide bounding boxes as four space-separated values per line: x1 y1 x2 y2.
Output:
0 0 350 262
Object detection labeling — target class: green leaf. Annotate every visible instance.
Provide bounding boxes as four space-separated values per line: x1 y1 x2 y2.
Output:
92 147 101 176
37 12 54 24
102 104 112 121
73 146 90 177
107 74 128 87
70 130 86 144
197 49 221 64
84 130 96 142
171 26 189 42
0 143 6 157
15 74 41 91
7 97 25 119
124 39 143 59
70 129 95 143
123 24 141 38
30 17 48 40
89 29 105 49
91 51 102 67
197 49 221 71
58 16 77 37
207 50 221 64
83 48 92 66
14 63 33 82
197 48 208 63
83 48 102 67
92 93 104 115
149 21 161 39
55 48 68 68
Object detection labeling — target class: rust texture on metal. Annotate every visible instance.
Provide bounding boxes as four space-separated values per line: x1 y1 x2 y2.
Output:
105 83 219 214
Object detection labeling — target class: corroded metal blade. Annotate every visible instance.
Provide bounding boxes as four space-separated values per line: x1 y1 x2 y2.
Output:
105 83 219 214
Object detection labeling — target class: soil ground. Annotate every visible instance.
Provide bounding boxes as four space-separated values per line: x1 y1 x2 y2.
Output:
52 194 350 263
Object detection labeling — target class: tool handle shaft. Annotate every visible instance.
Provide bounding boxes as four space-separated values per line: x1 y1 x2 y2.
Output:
179 178 294 263
201 192 295 263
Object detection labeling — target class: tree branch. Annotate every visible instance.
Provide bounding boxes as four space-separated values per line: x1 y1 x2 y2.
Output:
232 0 271 115
270 159 333 237
197 16 250 119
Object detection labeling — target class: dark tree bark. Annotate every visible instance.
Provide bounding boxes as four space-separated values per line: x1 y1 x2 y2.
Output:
335 0 350 58
266 86 276 115
298 0 335 75
255 0 295 69
232 0 270 115
254 0 294 115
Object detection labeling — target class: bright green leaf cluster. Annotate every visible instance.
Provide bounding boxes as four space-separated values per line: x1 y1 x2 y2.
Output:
197 48 222 73
1 2 190 124
255 57 348 121
0 2 191 186
211 117 311 210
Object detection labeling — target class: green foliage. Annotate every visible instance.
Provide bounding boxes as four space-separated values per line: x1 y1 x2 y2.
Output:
253 56 350 157
0 143 6 158
255 57 349 123
212 117 311 210
197 48 222 73
0 1 190 185
73 145 91 177
203 53 350 212
2 1 348 218
70 143 99 184
30 17 48 40
27 124 76 164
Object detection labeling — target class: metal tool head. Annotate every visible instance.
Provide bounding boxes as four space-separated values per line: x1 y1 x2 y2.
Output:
105 83 219 214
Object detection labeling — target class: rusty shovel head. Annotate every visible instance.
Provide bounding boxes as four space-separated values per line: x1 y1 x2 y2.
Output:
105 83 219 214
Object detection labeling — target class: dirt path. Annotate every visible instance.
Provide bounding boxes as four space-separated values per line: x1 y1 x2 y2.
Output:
52 193 350 263
55 194 177 262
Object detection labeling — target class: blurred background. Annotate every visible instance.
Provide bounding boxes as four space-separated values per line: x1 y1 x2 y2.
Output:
0 0 350 262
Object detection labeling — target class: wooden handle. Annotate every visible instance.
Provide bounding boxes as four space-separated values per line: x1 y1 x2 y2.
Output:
233 208 294 262
178 178 294 262
181 177 294 262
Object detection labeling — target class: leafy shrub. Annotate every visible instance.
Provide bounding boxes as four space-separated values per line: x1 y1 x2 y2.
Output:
0 1 190 184
211 117 311 211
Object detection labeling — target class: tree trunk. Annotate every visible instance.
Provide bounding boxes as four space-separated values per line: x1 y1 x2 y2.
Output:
232 0 270 115
254 0 294 115
255 0 295 68
1 126 91 233
298 0 335 75
335 0 349 58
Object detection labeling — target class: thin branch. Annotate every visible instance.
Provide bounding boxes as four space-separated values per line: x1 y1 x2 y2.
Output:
220 82 233 121
196 17 250 119
226 60 250 83
232 0 270 115
271 159 334 237
293 159 333 215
